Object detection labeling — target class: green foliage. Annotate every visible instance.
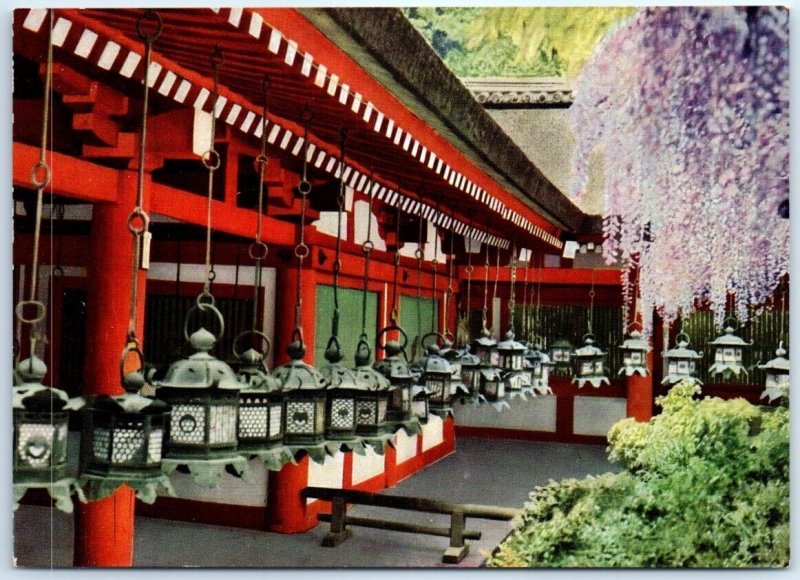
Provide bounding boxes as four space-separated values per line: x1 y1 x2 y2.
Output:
403 7 634 78
488 382 789 568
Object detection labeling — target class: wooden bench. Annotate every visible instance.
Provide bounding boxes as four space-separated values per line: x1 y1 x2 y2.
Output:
301 486 521 563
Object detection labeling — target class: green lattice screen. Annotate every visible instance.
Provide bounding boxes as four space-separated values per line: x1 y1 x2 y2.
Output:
314 284 379 367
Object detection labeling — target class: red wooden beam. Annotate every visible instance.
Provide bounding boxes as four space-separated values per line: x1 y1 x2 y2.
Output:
456 266 622 286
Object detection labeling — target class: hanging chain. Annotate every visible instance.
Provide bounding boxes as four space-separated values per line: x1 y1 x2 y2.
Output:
414 215 424 358
522 254 530 340
430 217 439 334
251 77 270 332
465 234 473 323
588 269 596 335
15 10 55 358
491 245 500 333
481 243 490 330
508 241 517 333
199 46 224 306
444 228 454 338
293 104 313 345
390 205 401 325
329 128 347 341
535 256 543 346
360 170 376 338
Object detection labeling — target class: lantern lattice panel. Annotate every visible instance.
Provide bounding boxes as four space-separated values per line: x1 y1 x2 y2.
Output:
330 398 355 429
286 401 316 434
239 407 269 439
170 405 206 444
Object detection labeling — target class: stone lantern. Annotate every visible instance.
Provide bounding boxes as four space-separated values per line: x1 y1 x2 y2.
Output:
707 322 753 380
662 332 703 387
618 330 651 377
759 342 790 403
572 334 610 388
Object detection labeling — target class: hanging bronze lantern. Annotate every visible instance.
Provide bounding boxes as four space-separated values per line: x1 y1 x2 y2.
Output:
13 356 85 511
707 320 753 380
418 334 455 411
497 329 527 391
374 326 417 429
439 336 469 399
272 337 329 447
155 306 243 464
412 385 431 423
232 331 285 455
618 330 651 377
320 337 366 444
352 337 392 437
457 346 482 396
572 334 610 388
662 332 703 387
759 342 790 403
549 338 574 375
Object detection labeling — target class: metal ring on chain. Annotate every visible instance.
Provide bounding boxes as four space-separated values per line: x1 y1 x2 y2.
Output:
184 302 225 342
119 341 145 386
253 154 269 172
15 300 46 325
421 331 444 351
233 329 271 360
52 265 64 278
207 269 217 282
376 324 409 351
465 265 474 274
332 259 341 275
196 292 216 308
297 180 312 195
294 243 310 259
361 240 375 255
30 161 51 189
136 10 163 42
414 248 424 260
127 208 150 235
248 241 269 261
201 149 221 171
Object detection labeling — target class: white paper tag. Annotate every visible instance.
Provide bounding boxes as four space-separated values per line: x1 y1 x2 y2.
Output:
140 231 152 270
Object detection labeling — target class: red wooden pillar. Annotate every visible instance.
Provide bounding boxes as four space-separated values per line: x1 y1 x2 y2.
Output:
626 350 654 422
74 171 148 567
266 261 318 532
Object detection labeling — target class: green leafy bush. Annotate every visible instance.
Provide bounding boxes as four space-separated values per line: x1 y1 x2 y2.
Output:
488 382 789 567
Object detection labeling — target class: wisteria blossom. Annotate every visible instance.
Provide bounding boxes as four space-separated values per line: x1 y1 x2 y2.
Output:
570 7 789 333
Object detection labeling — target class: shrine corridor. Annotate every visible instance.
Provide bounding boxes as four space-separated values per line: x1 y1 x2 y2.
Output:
14 438 618 568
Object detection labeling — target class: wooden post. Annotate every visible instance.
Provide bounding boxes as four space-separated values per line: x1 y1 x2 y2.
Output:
322 497 352 546
74 172 145 567
443 509 470 563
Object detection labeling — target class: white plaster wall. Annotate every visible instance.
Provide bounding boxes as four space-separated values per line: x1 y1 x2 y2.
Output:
573 396 627 437
453 395 557 432
163 458 268 507
393 430 418 464
421 413 444 451
306 451 345 505
352 445 385 485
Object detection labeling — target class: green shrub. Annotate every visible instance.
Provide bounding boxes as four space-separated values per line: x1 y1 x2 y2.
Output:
488 382 789 567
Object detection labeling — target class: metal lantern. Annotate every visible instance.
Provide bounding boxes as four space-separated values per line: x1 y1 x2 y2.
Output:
13 356 83 493
320 339 365 442
352 338 392 437
272 339 329 447
471 328 500 367
232 332 284 453
707 322 753 380
458 346 482 395
572 334 610 388
759 342 790 403
479 367 505 401
439 337 467 398
525 342 554 394
420 344 455 410
549 338 574 375
618 330 652 377
412 385 431 423
497 329 527 391
155 315 241 461
374 328 416 427
661 332 703 386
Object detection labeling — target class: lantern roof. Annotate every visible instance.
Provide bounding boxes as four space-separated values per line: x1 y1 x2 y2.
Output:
13 356 83 411
272 340 329 391
157 328 240 390
550 338 573 349
353 365 392 391
458 348 482 367
663 334 703 360
480 367 503 381
321 361 368 391
422 345 454 376
471 328 498 349
574 334 605 358
619 330 652 352
497 329 526 353
235 348 283 392
758 343 790 373
708 325 753 348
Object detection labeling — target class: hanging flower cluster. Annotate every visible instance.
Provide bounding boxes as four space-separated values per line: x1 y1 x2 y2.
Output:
569 7 789 333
